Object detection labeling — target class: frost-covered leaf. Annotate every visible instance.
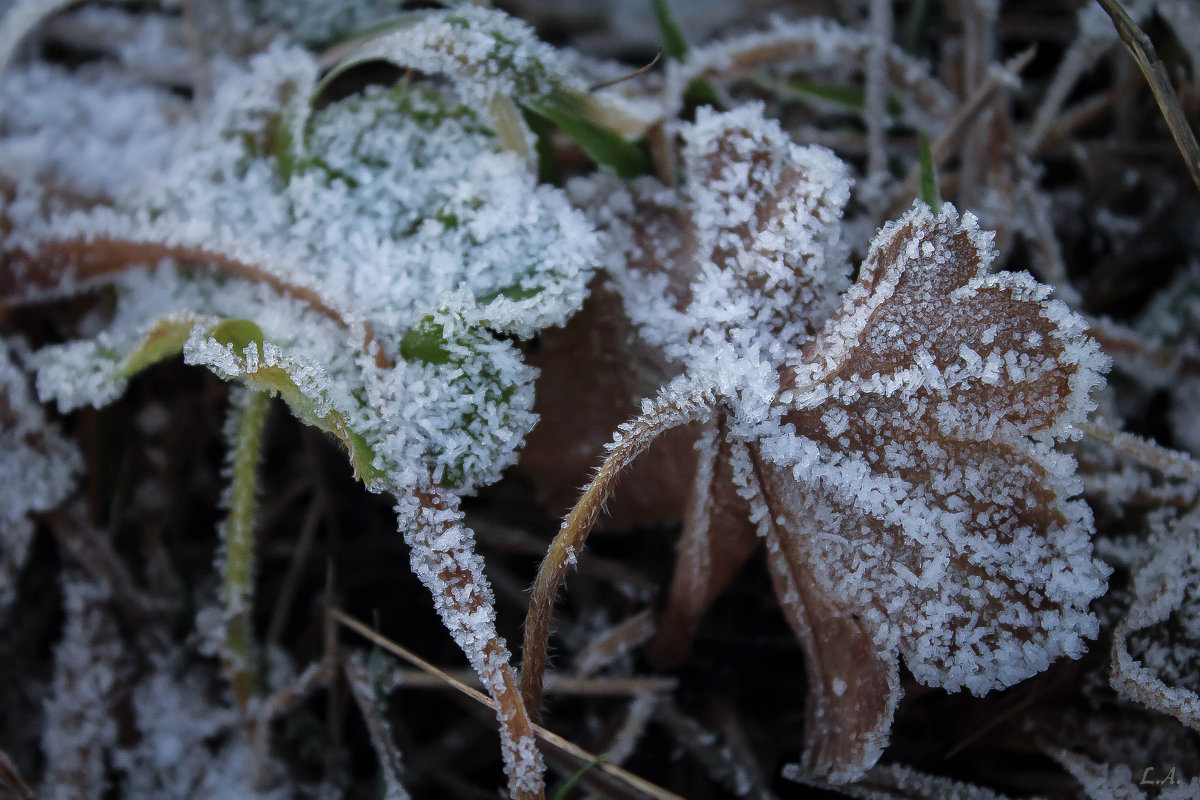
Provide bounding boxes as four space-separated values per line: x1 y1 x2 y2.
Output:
4 28 595 797
321 5 655 176
666 17 956 130
0 61 189 200
530 105 1110 783
1111 507 1200 732
785 761 1026 800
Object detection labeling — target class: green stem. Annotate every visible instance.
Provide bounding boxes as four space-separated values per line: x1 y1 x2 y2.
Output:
222 388 270 714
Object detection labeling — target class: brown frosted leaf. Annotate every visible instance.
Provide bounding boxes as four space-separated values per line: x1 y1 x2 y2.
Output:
524 107 1109 789
520 281 698 528
648 415 758 668
740 442 900 782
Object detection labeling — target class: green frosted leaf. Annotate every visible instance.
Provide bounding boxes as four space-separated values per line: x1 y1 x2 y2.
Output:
210 318 266 356
400 316 452 366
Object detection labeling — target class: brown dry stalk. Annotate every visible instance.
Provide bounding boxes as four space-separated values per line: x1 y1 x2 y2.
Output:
0 747 34 800
1 236 392 368
331 609 687 800
1095 0 1200 195
520 393 711 721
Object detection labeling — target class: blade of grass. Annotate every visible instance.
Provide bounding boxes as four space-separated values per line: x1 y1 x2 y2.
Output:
552 754 609 800
330 609 687 800
918 130 942 211
1094 0 1200 195
650 0 689 62
221 388 271 715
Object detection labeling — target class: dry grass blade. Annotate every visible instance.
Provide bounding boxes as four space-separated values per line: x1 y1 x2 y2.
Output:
0 748 34 800
1082 421 1200 484
345 655 411 800
574 609 657 677
521 391 711 720
888 47 1035 216
1095 0 1200 195
392 670 676 697
330 609 687 800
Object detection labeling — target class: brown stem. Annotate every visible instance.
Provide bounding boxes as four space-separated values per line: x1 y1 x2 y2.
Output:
520 390 711 720
2 235 392 368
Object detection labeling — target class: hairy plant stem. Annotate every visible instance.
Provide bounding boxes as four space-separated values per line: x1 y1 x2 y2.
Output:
222 388 270 716
521 391 711 720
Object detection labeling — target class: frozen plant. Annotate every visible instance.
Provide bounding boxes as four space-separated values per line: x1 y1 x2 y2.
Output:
0 4 651 796
522 103 1111 782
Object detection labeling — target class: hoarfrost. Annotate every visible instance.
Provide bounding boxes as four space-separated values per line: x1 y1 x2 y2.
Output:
40 572 126 800
1111 507 1200 732
0 338 79 615
567 105 1109 782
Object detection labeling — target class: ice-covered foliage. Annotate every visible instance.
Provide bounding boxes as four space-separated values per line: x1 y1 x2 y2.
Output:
0 338 79 617
530 103 1110 782
113 659 291 800
10 41 596 494
1 7 604 796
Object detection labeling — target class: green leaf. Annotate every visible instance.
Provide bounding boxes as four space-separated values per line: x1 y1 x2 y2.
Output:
118 317 198 378
196 321 389 487
528 100 653 179
551 754 609 800
210 318 266 356
683 77 722 110
776 78 906 118
650 0 689 62
400 316 453 366
918 130 942 212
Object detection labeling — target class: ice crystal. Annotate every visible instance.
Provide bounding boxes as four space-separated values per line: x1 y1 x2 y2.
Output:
536 104 1109 782
40 573 126 800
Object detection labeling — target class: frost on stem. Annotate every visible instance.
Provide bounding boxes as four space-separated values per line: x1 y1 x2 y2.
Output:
531 105 1110 782
0 338 79 617
1111 507 1200 732
396 486 544 800
40 572 126 800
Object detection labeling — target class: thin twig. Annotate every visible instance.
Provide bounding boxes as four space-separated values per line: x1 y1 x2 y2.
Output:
590 47 662 92
1095 0 1200 195
391 669 676 697
331 609 687 800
